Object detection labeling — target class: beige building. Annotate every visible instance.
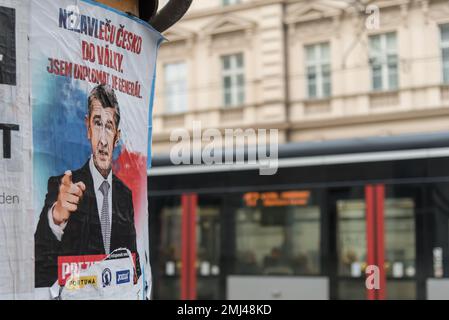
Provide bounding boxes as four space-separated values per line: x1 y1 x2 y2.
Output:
142 0 449 154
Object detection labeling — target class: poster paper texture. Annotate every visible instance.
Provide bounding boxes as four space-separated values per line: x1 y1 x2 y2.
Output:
31 0 162 299
0 0 33 300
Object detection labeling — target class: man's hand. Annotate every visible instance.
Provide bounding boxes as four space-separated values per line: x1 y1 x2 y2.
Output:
52 170 86 225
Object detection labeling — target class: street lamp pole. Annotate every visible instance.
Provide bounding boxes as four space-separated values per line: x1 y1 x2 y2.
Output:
97 0 192 33
139 0 192 32
146 0 193 33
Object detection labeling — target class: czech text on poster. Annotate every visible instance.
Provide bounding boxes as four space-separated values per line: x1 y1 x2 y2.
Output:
31 0 162 299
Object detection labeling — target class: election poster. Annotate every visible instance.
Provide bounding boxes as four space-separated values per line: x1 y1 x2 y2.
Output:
0 0 34 299
31 0 163 299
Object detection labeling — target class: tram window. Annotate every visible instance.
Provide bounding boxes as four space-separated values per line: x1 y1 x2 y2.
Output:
432 183 449 278
383 197 416 300
336 198 415 278
160 206 182 276
260 207 286 226
196 202 221 300
384 198 415 279
151 196 182 300
234 190 320 276
386 281 416 300
338 280 366 300
337 199 366 277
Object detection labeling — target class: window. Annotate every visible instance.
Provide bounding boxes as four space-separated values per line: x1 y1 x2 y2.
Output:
221 53 245 107
150 196 182 299
164 62 187 113
440 24 449 83
235 190 321 276
305 43 331 99
384 198 415 279
223 0 241 6
369 32 398 91
196 195 222 299
337 199 366 278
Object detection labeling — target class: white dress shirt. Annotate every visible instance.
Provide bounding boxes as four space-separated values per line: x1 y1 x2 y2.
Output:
48 156 113 241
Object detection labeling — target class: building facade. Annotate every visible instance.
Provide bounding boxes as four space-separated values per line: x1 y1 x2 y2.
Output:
151 0 449 153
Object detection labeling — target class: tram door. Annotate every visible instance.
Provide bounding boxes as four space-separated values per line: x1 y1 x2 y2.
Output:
149 194 222 300
328 185 417 300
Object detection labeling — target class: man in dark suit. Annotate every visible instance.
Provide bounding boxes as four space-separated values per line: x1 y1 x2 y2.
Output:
35 84 140 288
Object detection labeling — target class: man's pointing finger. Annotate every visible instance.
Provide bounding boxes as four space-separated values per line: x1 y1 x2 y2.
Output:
75 181 86 192
68 184 83 197
61 170 72 186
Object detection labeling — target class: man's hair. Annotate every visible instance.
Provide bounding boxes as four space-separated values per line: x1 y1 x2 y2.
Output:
87 85 121 128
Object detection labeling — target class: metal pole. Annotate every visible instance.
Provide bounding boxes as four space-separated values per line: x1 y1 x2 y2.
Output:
147 0 193 33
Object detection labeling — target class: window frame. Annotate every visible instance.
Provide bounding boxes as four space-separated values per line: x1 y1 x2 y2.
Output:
440 24 449 84
305 42 331 99
369 32 399 91
163 61 188 114
221 53 245 108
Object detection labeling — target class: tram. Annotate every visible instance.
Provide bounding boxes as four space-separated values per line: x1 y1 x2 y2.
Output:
148 131 449 300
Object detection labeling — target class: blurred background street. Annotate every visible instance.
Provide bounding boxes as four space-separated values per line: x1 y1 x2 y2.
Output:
101 0 449 300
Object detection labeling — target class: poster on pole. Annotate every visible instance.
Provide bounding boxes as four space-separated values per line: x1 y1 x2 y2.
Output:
31 0 162 299
0 0 34 300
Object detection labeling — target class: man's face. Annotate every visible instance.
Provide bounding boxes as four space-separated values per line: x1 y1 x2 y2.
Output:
86 98 120 177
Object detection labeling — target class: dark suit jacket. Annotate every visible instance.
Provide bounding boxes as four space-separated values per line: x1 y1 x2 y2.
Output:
35 160 140 288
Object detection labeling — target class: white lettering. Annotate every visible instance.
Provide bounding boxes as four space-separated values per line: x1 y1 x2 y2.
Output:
366 4 380 30
365 265 380 290
169 122 279 175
